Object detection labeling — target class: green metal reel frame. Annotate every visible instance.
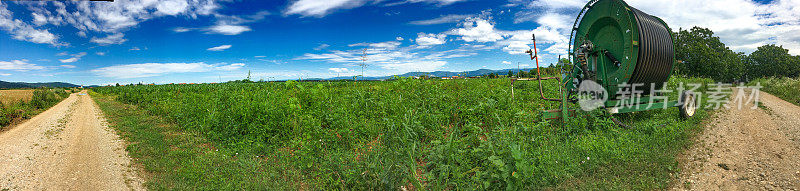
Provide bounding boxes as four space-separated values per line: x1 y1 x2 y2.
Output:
540 0 678 122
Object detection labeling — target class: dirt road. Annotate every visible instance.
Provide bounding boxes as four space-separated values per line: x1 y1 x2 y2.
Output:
675 89 800 190
0 91 143 190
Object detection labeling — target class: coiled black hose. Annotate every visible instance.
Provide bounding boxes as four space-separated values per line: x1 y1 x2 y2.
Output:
629 8 674 91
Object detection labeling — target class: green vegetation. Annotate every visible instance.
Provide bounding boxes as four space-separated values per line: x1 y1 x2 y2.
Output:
0 88 70 127
673 27 800 82
749 77 800 106
92 77 713 190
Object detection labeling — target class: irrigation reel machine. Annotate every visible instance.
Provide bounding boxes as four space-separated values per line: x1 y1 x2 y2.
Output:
526 0 697 125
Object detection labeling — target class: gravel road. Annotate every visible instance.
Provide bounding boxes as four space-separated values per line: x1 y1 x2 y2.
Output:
675 88 800 190
0 91 143 190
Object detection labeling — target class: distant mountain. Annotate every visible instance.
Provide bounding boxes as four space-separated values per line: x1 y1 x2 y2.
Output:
327 68 540 80
0 81 80 89
0 81 31 89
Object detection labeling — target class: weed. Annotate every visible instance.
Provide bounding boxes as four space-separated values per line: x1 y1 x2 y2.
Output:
750 77 800 107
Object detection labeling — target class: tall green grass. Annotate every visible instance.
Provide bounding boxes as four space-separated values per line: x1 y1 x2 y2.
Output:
0 88 70 127
749 77 800 106
92 77 713 190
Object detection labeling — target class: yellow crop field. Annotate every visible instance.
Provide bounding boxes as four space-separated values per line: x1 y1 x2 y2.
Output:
0 90 34 105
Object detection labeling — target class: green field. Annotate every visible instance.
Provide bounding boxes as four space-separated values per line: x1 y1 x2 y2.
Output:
92 77 713 190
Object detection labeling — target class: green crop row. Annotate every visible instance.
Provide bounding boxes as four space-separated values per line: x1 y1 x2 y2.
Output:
92 77 713 190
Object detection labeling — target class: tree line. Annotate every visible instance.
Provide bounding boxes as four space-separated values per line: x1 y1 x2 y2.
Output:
673 27 800 82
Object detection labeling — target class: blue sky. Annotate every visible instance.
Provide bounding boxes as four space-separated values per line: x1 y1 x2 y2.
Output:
0 0 797 85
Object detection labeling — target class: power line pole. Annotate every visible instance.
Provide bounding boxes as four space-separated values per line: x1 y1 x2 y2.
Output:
358 48 368 81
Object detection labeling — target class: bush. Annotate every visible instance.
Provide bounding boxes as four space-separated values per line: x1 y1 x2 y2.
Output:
30 89 60 109
0 88 67 127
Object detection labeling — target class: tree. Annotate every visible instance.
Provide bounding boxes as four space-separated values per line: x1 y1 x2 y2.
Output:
673 27 746 82
507 71 514 77
517 70 529 78
558 58 571 67
747 44 800 79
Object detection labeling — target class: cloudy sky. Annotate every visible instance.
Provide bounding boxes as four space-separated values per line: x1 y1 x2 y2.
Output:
0 0 797 85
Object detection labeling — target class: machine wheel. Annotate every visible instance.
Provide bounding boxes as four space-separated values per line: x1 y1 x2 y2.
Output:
679 91 697 118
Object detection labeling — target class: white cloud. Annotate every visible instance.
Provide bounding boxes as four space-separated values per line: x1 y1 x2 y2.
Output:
74 0 217 31
349 41 402 49
96 52 106 56
396 37 404 41
624 0 800 54
61 65 76 68
410 14 472 25
91 33 126 45
129 47 141 51
93 62 251 78
59 52 87 63
59 57 79 63
156 0 190 15
502 61 511 64
207 44 232 51
286 0 466 17
0 73 10 76
297 41 463 74
0 5 64 46
31 12 48 26
399 12 571 58
511 0 800 55
0 60 45 71
207 24 251 35
216 63 245 71
173 27 192 33
285 0 366 17
314 43 331 50
329 68 349 73
392 0 468 6
214 10 271 24
202 11 268 35
410 0 468 5
382 60 447 72
415 33 447 46
448 17 504 43
254 55 267 58
500 33 533 55
92 62 213 78
1 0 219 46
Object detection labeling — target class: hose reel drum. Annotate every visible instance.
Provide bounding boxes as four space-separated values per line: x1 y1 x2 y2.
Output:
527 0 698 124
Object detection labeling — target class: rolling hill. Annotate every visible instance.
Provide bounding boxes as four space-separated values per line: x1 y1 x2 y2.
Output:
325 68 540 81
0 80 80 89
